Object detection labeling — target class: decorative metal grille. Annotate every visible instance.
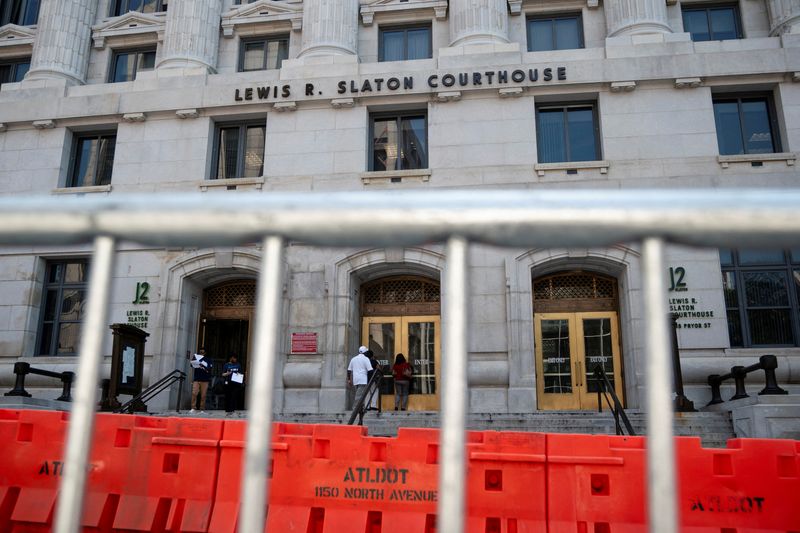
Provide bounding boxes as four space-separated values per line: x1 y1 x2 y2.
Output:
363 277 440 304
533 272 616 301
205 281 257 308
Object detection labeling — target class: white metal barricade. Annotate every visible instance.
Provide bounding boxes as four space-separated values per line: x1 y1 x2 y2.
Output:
0 189 798 533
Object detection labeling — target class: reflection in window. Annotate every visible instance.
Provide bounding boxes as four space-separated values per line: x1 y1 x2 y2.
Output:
110 0 167 16
110 49 156 83
583 318 614 393
371 112 428 171
540 319 572 393
536 103 600 163
369 323 396 395
527 14 583 52
212 122 266 179
682 4 741 41
379 26 431 61
713 95 778 155
38 260 89 356
69 132 117 187
0 58 30 86
0 0 39 26
408 322 435 395
239 36 289 72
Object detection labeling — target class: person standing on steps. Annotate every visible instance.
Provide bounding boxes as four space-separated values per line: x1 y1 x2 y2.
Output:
190 348 213 412
222 353 243 415
347 346 372 409
365 349 381 411
392 353 413 411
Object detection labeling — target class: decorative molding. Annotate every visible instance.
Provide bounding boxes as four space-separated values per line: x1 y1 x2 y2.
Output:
32 120 55 129
199 177 265 191
92 11 166 49
717 153 796 169
122 112 147 123
675 77 702 89
360 0 448 26
498 87 523 98
610 81 636 92
360 168 432 185
52 184 113 194
534 160 610 177
434 90 461 102
176 108 199 119
508 0 522 16
0 24 36 48
273 101 297 112
331 98 355 108
222 0 303 37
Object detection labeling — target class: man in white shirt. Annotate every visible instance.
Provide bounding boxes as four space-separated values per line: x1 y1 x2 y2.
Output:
347 346 372 407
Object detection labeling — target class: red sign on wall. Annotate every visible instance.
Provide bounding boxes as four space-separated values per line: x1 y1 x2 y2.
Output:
291 332 318 354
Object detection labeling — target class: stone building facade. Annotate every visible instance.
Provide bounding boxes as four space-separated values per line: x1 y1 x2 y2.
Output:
0 0 798 419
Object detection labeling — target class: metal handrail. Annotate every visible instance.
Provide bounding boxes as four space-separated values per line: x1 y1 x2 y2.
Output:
706 354 788 405
115 369 187 414
594 365 636 436
347 368 384 426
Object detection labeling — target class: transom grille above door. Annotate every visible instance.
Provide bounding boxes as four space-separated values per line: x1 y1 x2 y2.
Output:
533 271 618 313
362 276 440 316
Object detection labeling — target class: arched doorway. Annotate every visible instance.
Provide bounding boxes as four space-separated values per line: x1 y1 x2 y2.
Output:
360 276 441 411
533 271 624 410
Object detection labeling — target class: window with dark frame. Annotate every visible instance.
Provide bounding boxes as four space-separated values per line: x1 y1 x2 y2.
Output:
110 0 167 16
239 36 289 72
527 13 584 52
713 94 780 155
536 103 600 163
212 121 266 179
0 57 30 86
681 4 742 41
720 249 800 347
379 25 432 62
0 0 40 26
109 48 156 83
370 112 428 171
68 131 117 188
37 260 89 356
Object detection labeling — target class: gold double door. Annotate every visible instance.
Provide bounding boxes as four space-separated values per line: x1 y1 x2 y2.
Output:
362 316 440 411
535 312 624 410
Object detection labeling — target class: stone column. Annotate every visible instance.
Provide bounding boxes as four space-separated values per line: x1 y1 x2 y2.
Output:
25 0 99 85
298 0 359 57
157 0 223 71
448 0 509 46
605 0 671 37
766 0 800 35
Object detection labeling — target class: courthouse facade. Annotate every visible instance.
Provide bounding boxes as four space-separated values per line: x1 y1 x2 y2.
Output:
0 0 798 417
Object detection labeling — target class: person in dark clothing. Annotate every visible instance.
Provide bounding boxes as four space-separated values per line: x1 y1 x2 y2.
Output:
190 348 213 412
222 354 243 414
365 349 380 411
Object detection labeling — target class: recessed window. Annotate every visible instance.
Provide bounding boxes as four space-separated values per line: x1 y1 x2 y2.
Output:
109 48 156 83
110 0 167 16
370 112 428 171
682 4 741 41
721 249 800 347
713 94 780 155
527 13 583 52
0 58 30 86
68 131 117 187
239 36 289 72
536 103 600 163
379 25 431 62
0 0 40 26
212 121 266 179
37 260 89 356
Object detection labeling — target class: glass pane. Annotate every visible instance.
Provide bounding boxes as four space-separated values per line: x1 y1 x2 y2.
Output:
242 125 265 178
567 107 597 162
22 0 40 25
64 262 87 283
713 101 744 155
57 323 81 355
719 248 733 266
243 42 265 71
217 127 240 179
744 271 789 307
540 319 572 393
554 17 581 50
48 263 63 283
583 318 613 393
794 270 800 308
112 53 135 83
382 30 405 61
60 289 86 321
727 309 743 347
13 61 30 82
709 8 738 40
741 99 774 154
265 40 287 70
138 51 156 73
683 10 710 41
791 249 800 263
722 271 738 308
537 108 566 163
748 309 793 345
368 323 396 395
529 19 554 51
408 322 436 395
38 323 54 355
0 65 11 85
96 136 115 186
400 116 427 170
372 118 398 171
128 0 143 12
43 290 58 321
73 138 98 187
140 0 157 13
738 249 784 265
406 29 430 60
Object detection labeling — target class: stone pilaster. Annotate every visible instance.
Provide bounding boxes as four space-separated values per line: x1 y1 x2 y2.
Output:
605 0 671 37
25 0 99 85
298 0 359 57
157 0 223 71
766 0 800 35
448 0 509 46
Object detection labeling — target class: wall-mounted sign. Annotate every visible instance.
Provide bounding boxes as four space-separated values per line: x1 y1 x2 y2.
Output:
668 267 687 292
666 266 715 330
127 309 149 330
133 282 150 304
291 332 318 354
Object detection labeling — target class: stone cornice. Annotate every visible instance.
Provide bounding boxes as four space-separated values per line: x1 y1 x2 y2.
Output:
0 24 36 49
360 0 448 26
92 12 166 49
222 0 303 36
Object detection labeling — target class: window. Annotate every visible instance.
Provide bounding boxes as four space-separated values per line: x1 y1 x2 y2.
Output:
379 25 431 62
212 121 266 179
109 48 156 83
527 13 583 52
68 132 116 187
239 36 289 72
682 4 741 41
0 57 30 85
0 0 39 26
110 0 167 16
37 260 89 356
370 112 428 171
536 103 600 163
713 94 780 155
721 249 800 347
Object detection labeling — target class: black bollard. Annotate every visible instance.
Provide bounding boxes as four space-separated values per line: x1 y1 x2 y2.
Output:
759 355 788 395
730 366 749 400
4 362 32 397
56 371 74 402
706 374 724 405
